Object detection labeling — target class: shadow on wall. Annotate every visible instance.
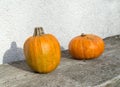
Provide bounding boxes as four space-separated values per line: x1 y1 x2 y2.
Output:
3 41 24 64
3 41 33 72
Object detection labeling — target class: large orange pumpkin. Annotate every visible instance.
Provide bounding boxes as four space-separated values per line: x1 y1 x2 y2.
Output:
68 34 105 60
24 27 61 73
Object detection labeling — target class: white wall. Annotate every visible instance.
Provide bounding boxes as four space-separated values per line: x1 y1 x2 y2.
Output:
0 0 120 64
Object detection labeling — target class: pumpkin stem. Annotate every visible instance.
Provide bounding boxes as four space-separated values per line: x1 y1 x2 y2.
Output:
33 27 44 36
81 33 86 37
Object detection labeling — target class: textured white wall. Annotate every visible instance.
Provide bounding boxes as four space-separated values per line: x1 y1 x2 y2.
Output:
0 0 120 64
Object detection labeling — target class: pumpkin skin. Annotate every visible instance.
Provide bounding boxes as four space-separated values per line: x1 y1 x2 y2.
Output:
24 27 61 73
68 34 105 60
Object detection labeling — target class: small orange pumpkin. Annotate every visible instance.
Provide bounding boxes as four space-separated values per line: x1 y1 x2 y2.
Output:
68 33 105 60
24 27 61 73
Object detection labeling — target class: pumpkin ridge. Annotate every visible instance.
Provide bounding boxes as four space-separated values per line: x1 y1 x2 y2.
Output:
45 34 60 70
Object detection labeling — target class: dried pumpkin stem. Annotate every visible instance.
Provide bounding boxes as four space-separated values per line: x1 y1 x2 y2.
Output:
81 33 86 37
33 27 44 36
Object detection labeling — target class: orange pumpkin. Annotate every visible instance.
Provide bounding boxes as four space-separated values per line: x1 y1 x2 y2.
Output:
24 27 61 73
68 33 105 60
